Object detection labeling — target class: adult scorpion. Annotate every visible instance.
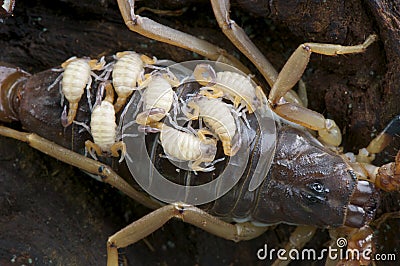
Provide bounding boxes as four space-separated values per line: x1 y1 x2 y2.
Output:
1 0 400 265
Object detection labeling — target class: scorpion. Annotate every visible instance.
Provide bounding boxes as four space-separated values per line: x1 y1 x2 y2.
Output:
84 81 126 163
1 0 400 265
111 51 156 113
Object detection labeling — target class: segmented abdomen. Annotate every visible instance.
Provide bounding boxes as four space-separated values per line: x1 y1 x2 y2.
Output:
90 101 116 151
160 125 204 161
112 52 143 97
195 97 236 142
216 71 259 110
143 76 174 120
62 59 91 102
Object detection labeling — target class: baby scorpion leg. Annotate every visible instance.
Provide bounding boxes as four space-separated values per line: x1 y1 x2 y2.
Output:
107 202 269 266
116 0 251 74
85 140 103 160
110 141 127 163
0 125 160 210
269 35 377 147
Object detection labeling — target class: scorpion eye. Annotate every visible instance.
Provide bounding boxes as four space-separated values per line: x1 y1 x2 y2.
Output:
309 182 326 193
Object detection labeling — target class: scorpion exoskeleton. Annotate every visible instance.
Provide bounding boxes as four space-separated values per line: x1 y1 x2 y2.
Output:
49 56 106 127
112 51 156 113
1 0 399 265
183 93 242 157
83 81 126 163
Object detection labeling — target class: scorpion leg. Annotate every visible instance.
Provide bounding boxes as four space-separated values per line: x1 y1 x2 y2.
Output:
107 202 269 266
116 0 251 74
0 125 160 210
271 225 317 266
346 115 400 191
210 0 278 86
210 0 308 107
357 114 400 163
269 35 377 147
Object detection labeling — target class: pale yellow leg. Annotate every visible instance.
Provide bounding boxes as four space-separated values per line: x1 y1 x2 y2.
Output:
116 0 251 74
274 102 342 146
107 202 268 266
85 140 103 159
0 126 160 209
269 35 377 147
269 34 377 104
210 0 278 86
110 141 127 162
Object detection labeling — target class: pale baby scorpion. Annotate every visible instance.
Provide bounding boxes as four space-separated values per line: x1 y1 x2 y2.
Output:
145 122 218 172
84 81 126 162
48 56 106 127
135 72 180 125
193 63 264 113
184 94 241 156
112 51 156 113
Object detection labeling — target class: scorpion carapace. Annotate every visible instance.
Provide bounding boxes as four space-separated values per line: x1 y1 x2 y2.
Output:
202 124 379 229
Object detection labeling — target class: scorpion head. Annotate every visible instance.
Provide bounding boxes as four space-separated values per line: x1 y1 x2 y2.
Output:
253 126 379 228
